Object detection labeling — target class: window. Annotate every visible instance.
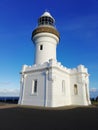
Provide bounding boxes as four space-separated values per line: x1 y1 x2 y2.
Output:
74 84 78 95
32 80 37 94
40 45 43 50
85 84 88 101
38 16 54 26
62 80 65 94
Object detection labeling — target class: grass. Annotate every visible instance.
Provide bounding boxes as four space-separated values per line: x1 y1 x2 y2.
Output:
91 101 98 106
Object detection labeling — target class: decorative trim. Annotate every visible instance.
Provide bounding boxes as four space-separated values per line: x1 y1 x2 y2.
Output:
32 26 60 39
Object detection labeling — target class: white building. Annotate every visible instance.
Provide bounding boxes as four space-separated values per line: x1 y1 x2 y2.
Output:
18 11 91 107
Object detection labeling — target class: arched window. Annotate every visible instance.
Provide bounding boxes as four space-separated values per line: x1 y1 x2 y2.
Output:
74 84 78 95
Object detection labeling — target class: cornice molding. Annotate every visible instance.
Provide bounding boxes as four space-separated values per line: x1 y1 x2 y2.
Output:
32 26 60 39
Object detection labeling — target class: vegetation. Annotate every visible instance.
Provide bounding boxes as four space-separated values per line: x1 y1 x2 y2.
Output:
0 97 19 104
91 96 98 106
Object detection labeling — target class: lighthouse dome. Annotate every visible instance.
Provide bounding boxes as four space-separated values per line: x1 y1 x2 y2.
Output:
41 11 54 20
38 11 55 26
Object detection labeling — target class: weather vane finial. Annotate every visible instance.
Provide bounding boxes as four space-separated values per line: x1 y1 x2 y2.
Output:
45 9 49 12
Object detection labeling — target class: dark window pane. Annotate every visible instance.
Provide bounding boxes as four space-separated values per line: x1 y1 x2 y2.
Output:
40 45 43 50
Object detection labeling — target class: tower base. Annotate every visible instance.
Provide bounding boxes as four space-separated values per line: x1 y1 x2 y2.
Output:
19 59 91 107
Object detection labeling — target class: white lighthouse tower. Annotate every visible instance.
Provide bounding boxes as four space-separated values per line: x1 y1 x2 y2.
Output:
19 11 91 107
32 11 59 64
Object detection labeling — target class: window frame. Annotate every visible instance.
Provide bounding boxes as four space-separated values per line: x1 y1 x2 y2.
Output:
62 80 65 94
31 80 37 95
74 84 78 95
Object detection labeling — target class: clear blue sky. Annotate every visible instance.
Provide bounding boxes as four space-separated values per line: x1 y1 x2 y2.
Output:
0 0 97 97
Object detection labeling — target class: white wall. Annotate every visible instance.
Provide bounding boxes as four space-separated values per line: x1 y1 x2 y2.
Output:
21 71 46 106
33 33 59 64
19 62 91 107
48 68 71 107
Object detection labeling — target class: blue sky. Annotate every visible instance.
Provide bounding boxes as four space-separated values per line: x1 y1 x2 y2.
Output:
0 0 98 97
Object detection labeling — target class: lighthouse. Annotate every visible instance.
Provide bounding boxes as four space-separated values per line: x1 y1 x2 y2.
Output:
32 12 59 64
19 11 91 107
